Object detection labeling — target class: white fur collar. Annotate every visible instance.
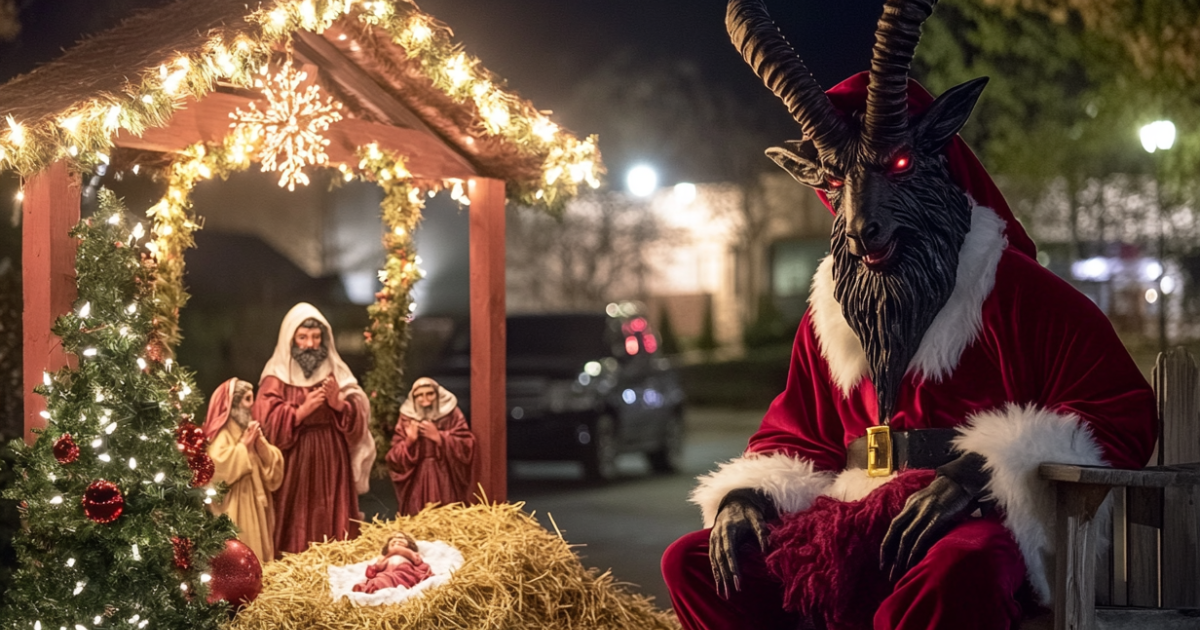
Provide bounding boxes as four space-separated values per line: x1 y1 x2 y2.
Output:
808 205 1009 396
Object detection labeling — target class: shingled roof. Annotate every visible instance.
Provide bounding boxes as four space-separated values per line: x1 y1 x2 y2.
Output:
0 0 600 203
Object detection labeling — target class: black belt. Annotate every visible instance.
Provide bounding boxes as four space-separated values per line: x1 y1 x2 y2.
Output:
846 428 960 471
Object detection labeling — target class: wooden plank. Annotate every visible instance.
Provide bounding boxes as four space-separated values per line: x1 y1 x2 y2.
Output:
21 161 80 444
1111 487 1128 606
1053 482 1111 630
1095 607 1200 629
1040 463 1200 488
112 92 477 179
468 177 506 504
293 30 439 138
1156 349 1200 608
1126 485 1162 607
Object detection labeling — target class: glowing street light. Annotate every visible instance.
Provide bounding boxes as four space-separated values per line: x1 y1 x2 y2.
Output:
1140 118 1174 352
626 165 658 197
1139 120 1176 153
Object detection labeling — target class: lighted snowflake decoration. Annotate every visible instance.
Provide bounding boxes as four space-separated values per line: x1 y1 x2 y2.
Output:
231 64 343 191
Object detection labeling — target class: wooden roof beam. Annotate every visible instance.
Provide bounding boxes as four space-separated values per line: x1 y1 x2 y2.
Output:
293 29 437 139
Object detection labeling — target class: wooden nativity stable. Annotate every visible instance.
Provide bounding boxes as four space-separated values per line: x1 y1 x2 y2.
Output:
0 0 604 503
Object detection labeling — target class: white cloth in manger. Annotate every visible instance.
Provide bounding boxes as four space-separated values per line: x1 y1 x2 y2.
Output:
327 539 464 607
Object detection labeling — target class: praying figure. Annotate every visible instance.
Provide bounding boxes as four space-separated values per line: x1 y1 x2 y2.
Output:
352 532 433 594
254 303 376 557
386 377 478 516
203 378 285 564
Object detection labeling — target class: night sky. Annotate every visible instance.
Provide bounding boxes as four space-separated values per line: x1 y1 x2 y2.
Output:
0 0 883 182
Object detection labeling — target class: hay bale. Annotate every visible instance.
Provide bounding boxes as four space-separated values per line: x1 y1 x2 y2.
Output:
229 502 681 630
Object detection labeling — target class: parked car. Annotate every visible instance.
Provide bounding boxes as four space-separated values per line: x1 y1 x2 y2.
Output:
412 309 686 481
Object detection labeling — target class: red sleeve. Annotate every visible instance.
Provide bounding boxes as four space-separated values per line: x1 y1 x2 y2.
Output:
999 254 1158 468
386 415 420 485
748 313 851 473
255 376 300 451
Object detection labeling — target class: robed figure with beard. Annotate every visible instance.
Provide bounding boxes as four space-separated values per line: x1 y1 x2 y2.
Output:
386 377 478 516
254 303 376 558
203 378 285 563
662 2 1158 630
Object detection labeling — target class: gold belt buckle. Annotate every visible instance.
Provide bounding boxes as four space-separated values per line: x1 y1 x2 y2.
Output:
866 426 893 477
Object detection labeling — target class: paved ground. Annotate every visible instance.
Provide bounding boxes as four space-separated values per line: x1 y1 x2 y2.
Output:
359 406 763 610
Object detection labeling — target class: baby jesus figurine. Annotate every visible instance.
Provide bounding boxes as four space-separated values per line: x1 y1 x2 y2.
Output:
352 532 433 594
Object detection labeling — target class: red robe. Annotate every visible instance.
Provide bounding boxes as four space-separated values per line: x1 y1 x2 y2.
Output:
385 408 477 516
353 558 434 594
255 375 363 557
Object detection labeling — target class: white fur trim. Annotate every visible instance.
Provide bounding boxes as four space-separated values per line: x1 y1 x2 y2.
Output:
808 205 1008 395
822 469 897 502
954 404 1109 605
690 453 834 528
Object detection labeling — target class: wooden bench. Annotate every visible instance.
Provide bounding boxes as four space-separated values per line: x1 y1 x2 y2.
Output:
1028 348 1200 630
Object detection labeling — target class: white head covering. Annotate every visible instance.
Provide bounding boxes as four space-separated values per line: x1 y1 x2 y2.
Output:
399 377 459 420
260 302 376 494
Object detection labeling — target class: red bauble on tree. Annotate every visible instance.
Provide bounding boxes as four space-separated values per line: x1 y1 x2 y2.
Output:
53 433 80 464
175 421 207 457
207 539 262 607
82 480 124 523
188 452 214 487
172 536 194 571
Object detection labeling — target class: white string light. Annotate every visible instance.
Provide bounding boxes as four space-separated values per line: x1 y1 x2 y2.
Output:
82 348 98 357
73 582 85 595
131 544 140 561
98 453 111 463
65 558 74 567
153 472 164 483
78 302 91 318
49 496 63 505
128 458 137 470
90 438 102 448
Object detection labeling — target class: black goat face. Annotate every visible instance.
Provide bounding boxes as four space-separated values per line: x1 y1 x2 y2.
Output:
727 0 988 421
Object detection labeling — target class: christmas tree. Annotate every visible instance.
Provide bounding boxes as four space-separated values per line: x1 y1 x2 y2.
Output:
1 189 236 630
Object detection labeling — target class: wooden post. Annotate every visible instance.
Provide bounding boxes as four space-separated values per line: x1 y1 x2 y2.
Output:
1053 482 1111 630
21 161 81 444
468 177 506 504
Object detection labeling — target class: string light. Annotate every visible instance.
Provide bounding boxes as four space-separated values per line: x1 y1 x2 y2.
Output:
128 458 137 470
65 558 74 567
98 453 111 462
78 302 91 318
131 544 140 561
49 496 63 505
82 348 97 357
73 582 84 595
153 472 165 483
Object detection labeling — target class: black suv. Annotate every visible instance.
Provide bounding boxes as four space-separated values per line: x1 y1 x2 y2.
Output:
410 309 686 480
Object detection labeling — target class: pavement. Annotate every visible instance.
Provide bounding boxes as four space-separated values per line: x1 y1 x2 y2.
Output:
359 406 763 610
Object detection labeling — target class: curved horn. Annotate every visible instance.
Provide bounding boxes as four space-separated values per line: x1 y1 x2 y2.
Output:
864 0 937 154
727 0 849 158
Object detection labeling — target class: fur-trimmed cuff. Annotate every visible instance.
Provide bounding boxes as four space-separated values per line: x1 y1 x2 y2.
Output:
690 452 834 529
954 404 1109 605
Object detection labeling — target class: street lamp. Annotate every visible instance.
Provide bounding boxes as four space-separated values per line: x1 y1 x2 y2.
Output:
626 165 658 198
1140 119 1174 352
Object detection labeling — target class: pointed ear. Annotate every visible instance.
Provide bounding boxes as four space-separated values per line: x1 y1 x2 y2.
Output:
766 140 825 188
913 77 989 153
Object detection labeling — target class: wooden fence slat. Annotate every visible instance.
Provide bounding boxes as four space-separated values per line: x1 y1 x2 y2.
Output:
1126 485 1161 607
1157 348 1200 608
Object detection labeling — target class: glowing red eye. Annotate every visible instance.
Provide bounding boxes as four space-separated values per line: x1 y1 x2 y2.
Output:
891 155 912 172
828 178 844 189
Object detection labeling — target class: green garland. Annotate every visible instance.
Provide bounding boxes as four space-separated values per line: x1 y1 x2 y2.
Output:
1 189 237 630
351 146 426 469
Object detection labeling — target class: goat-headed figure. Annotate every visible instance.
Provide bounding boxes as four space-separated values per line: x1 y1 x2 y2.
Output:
730 0 984 423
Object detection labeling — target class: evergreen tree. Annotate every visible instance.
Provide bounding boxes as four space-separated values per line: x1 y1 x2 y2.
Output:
657 307 681 356
1 189 236 630
696 298 718 356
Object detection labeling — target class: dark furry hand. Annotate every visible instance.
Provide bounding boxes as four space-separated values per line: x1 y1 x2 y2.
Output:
709 488 777 599
880 452 990 582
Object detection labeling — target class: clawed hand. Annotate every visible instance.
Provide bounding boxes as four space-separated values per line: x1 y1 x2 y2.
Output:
708 489 777 599
880 453 990 582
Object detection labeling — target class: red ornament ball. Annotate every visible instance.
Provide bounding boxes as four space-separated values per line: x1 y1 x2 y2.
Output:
175 421 207 457
172 536 194 571
82 480 124 523
53 433 80 465
189 452 214 487
206 539 262 607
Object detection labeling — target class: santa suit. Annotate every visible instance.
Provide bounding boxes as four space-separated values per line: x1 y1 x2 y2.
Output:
662 74 1157 630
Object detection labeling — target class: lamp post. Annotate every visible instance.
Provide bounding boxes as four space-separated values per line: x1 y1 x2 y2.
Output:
1139 119 1175 353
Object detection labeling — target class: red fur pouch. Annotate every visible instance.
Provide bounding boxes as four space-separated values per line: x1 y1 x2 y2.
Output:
765 469 935 630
